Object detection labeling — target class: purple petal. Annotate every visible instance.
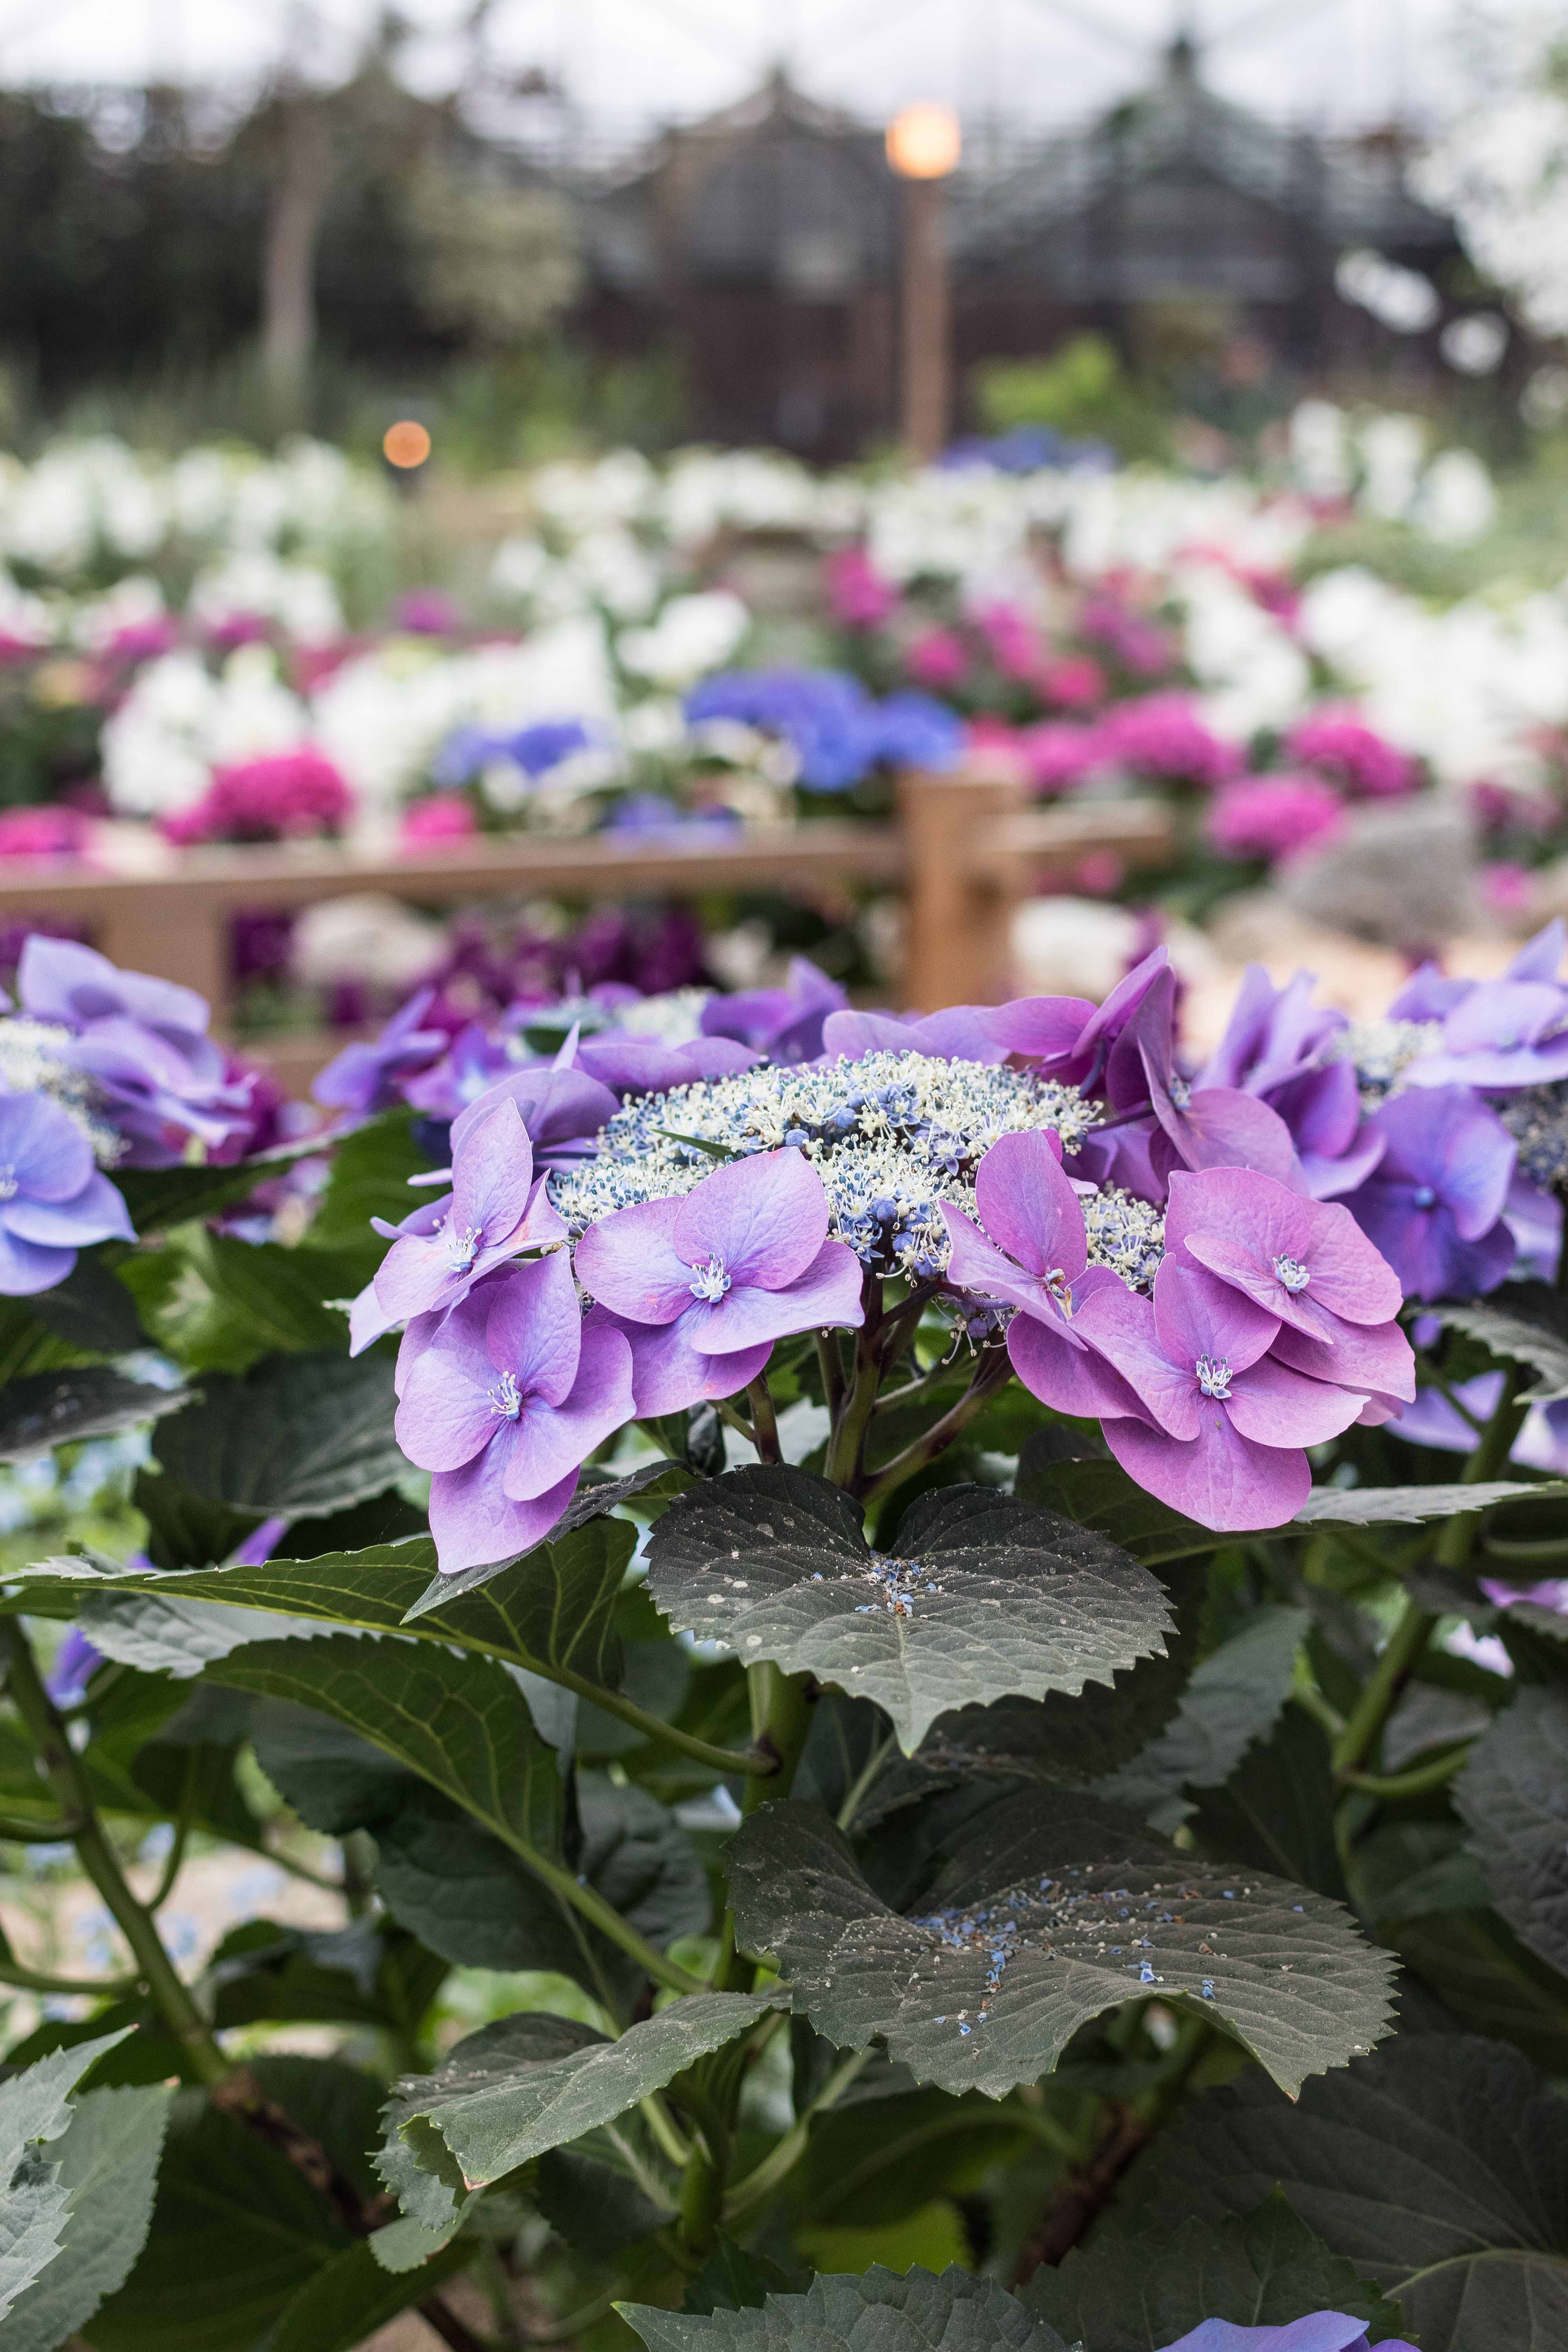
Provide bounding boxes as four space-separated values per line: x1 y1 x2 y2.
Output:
1225 1355 1366 1447
1168 1168 1401 1334
19 935 211 1040
429 1446 580 1577
482 1252 584 1408
1071 1279 1203 1438
1006 1295 1148 1422
591 1306 768 1416
349 1277 399 1356
1159 1085 1299 1182
0 1093 94 1204
982 992 1098 1066
499 1319 634 1500
1442 979 1563 1054
1506 919 1566 982
972 1129 1086 1284
449 1065 619 1161
2 1170 134 1248
941 1205 1067 1320
1367 1087 1515 1237
1159 2315 1383 2352
395 1335 502 1472
1150 1260 1279 1377
671 1148 828 1292
448 1097 536 1246
0 1226 76 1294
1104 1406 1311 1532
573 1196 694 1327
1268 1313 1416 1402
1350 1185 1515 1302
687 1237 865 1355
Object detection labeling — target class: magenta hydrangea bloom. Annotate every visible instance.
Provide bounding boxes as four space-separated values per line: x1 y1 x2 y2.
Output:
349 1098 566 1352
1159 2319 1415 2352
1076 1260 1363 1530
1346 1085 1516 1301
940 1130 1143 1419
396 1253 635 1574
1207 773 1347 865
1164 1168 1402 1342
574 1148 864 1415
1108 966 1299 1185
1288 708 1415 799
0 1090 134 1293
313 987 448 1116
1096 695 1242 788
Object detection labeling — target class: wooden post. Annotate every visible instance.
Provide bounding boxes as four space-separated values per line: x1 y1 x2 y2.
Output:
900 175 951 466
94 884 232 1030
899 760 1028 1011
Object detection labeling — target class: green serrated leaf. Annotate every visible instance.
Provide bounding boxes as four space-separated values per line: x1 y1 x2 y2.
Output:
0 2083 173 2352
266 2232 473 2352
1435 1285 1568 1401
1187 1704 1347 1901
9 1518 639 1694
152 1350 402 1515
1100 1606 1309 1823
206 1632 564 1861
384 1996 778 2192
404 1461 685 1617
0 1369 187 1463
1293 1481 1568 1526
28 1255 146 1355
535 2129 676 2261
1454 1686 1568 1974
621 2265 1068 2352
77 1589 337 1678
647 1468 1171 1752
0 2031 133 2326
1026 2189 1406 2351
1123 2031 1568 2352
725 1793 1395 2099
84 2092 352 2352
682 2236 805 2316
302 1107 438 1254
1017 1453 1217 1564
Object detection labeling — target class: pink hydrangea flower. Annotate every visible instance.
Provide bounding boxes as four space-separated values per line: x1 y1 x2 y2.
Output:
906 628 971 690
1016 722 1104 795
0 807 87 861
1207 774 1346 864
402 796 478 845
162 748 353 846
1288 709 1414 799
1040 654 1106 710
825 547 898 630
1098 696 1243 788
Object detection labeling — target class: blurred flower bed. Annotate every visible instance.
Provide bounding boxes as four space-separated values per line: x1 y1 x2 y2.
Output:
0 405 1566 1028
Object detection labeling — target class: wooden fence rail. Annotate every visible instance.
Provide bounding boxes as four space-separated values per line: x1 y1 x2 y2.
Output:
0 768 1174 1088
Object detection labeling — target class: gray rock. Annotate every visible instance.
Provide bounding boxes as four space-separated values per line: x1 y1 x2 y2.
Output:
1279 799 1485 948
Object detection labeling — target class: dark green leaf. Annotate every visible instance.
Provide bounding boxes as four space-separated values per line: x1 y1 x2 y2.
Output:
28 1255 145 1355
84 2092 351 2352
1017 1453 1216 1564
797 2083 1034 2228
134 1469 261 1572
77 1589 335 1678
382 1996 777 2192
0 2031 132 2326
535 2133 676 2260
647 1468 1171 1752
1187 1705 1347 1900
1387 1908 1568 2075
184 1230 362 1355
301 1108 436 1255
0 1369 186 1463
1435 1285 1568 1401
266 2234 472 2352
1294 1481 1568 1525
1349 1819 1490 1925
113 1136 328 1237
207 1632 564 1860
726 1793 1395 2099
1026 2190 1406 2351
1123 2032 1568 2352
153 1350 402 1516
1454 1686 1568 1973
1101 1606 1308 1823
0 2084 173 2352
621 2265 1068 2352
11 1517 639 1694
683 2237 806 2316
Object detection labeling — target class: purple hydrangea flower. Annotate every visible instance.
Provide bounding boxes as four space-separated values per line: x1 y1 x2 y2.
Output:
0 1091 134 1293
572 1032 762 1097
1192 966 1382 1199
1076 1259 1363 1529
1106 965 1299 1186
700 957 848 1064
1158 2319 1415 2352
685 669 961 791
447 1062 619 1166
940 1130 1144 1419
46 1623 104 1707
1346 1085 1516 1301
313 987 448 1116
349 1097 565 1353
984 946 1166 1082
1164 1168 1402 1345
820 1006 1006 1064
396 1252 635 1575
1401 920 1568 1090
574 1147 864 1416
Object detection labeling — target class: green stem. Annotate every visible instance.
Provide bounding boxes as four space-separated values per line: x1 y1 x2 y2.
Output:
1 1620 232 2088
860 1347 1012 1509
0 1931 140 2000
723 2048 871 2223
1330 1596 1434 1781
824 1276 883 1489
816 1332 845 1421
837 1730 897 1832
0 1812 83 1843
526 2285 623 2343
1340 1742 1473 1800
715 1399 757 1446
1433 1363 1528 1574
147 1753 198 1911
537 1663 775 1780
1479 1535 1568 1566
747 1376 782 1465
488 1818 707 1999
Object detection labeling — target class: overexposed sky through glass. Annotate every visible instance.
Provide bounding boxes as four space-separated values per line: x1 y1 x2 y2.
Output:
0 0 1518 139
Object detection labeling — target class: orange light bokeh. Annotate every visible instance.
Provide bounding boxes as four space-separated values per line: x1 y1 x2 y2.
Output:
885 102 962 181
383 420 432 469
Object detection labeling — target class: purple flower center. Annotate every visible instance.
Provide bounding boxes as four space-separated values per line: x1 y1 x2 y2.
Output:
1043 1266 1072 1307
488 1370 523 1419
688 1255 732 1303
1412 1183 1436 1208
1271 1253 1310 1292
1195 1353 1233 1400
444 1223 483 1271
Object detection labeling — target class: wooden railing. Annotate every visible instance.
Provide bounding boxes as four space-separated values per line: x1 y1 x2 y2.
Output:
0 769 1174 1088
